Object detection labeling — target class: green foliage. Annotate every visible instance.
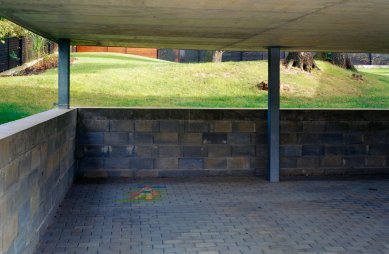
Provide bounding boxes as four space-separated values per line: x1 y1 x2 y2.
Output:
0 18 50 59
0 18 28 42
30 33 47 57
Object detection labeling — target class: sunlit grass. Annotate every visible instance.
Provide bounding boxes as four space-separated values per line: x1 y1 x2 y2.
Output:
0 52 388 124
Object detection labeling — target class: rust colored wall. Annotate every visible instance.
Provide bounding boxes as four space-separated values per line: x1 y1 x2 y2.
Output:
76 46 157 58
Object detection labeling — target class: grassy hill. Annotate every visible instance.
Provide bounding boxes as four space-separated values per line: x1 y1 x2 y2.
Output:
0 52 388 124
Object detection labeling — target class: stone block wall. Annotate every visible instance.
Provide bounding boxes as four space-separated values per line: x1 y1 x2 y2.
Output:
281 110 389 176
78 108 389 178
77 108 265 177
0 109 77 254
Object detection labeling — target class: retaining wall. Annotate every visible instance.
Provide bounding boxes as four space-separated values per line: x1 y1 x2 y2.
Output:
77 108 389 178
0 109 77 254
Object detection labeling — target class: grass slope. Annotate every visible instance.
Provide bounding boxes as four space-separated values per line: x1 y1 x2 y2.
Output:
0 52 388 124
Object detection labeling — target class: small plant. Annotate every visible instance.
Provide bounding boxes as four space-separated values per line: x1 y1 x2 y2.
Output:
9 51 20 61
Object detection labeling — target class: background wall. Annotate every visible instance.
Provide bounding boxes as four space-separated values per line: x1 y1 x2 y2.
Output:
0 109 77 254
76 46 158 59
77 108 389 178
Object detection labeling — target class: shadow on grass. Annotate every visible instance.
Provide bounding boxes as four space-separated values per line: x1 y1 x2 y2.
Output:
73 53 167 64
0 103 36 124
70 62 165 74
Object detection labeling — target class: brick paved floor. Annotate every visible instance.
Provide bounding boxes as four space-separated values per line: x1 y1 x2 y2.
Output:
34 177 389 254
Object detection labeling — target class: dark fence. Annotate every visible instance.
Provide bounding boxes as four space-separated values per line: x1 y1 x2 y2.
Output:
0 37 22 72
158 49 389 65
0 37 56 73
158 49 288 63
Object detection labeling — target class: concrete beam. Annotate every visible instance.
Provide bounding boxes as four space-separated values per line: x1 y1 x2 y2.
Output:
0 0 388 52
58 39 70 109
267 47 280 182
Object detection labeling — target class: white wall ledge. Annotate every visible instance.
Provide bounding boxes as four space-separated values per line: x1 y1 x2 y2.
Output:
0 108 75 140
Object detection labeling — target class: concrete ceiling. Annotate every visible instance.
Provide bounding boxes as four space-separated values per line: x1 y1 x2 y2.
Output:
0 0 388 52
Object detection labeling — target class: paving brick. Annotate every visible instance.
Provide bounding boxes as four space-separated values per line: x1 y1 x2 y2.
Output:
154 133 178 144
109 120 134 132
183 146 207 157
135 120 159 132
208 145 231 157
104 132 129 145
34 177 389 254
178 158 203 169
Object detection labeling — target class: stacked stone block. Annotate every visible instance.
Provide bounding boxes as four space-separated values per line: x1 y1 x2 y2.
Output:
77 109 265 177
280 110 389 175
0 109 77 254
78 108 389 178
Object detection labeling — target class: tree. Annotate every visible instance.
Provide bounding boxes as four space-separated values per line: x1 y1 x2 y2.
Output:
285 52 319 72
212 50 224 63
316 52 355 70
330 53 355 70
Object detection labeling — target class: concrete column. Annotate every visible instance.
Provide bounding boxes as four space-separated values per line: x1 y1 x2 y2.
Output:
58 39 70 109
267 47 280 182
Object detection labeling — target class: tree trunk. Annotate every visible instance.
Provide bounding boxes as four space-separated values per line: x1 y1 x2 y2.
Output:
285 52 319 72
212 50 224 63
330 53 355 70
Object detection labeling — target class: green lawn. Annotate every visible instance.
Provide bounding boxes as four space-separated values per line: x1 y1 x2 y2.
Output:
0 52 389 124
